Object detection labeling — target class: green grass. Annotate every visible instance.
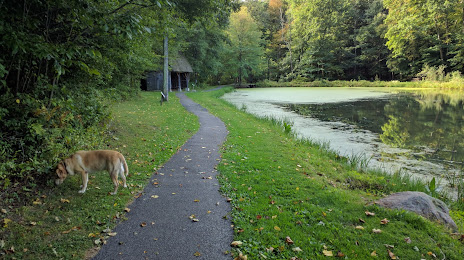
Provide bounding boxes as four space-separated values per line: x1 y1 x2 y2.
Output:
0 92 198 259
187 88 464 260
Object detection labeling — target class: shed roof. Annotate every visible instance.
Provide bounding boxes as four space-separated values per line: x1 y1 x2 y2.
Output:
170 54 193 73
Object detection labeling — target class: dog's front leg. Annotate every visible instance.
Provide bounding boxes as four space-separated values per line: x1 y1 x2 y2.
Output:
79 171 89 193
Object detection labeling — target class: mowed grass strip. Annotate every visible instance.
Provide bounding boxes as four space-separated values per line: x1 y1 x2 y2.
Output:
188 88 464 260
0 92 198 259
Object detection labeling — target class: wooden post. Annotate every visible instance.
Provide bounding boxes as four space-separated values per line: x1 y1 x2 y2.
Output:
177 72 181 92
186 73 190 91
163 35 169 101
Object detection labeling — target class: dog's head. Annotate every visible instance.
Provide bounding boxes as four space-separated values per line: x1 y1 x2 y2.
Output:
55 161 68 185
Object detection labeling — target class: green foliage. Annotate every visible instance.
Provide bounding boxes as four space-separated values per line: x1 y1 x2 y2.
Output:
0 0 236 203
224 6 266 85
384 0 464 77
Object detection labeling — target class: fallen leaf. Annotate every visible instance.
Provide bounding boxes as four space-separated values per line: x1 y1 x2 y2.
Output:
266 247 274 253
355 226 364 230
404 237 411 244
337 251 345 257
193 252 201 257
370 251 377 256
124 208 131 212
359 218 366 223
256 215 262 220
62 226 81 234
151 195 159 199
194 199 200 202
292 247 303 252
3 218 12 227
274 226 281 231
234 252 248 260
230 241 243 247
140 222 147 227
372 229 382 234
29 222 37 226
60 198 70 203
388 249 397 259
380 218 390 225
322 250 333 256
365 211 375 216
285 236 294 245
108 232 117 237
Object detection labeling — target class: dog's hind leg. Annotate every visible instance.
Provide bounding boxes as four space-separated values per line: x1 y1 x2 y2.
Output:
119 163 127 188
78 171 89 194
110 169 119 195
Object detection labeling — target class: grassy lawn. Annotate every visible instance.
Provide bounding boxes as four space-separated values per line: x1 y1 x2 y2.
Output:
188 88 464 260
0 92 199 259
2 88 463 259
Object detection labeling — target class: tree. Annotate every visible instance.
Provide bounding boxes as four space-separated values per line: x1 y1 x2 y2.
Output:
0 0 237 190
224 6 265 85
384 0 464 77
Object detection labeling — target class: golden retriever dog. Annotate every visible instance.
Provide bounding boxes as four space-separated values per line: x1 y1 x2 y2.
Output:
55 150 129 195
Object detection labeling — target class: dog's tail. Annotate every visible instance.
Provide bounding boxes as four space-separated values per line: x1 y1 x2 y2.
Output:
119 154 129 177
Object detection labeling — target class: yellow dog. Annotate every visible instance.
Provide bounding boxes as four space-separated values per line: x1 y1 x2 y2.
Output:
55 150 129 195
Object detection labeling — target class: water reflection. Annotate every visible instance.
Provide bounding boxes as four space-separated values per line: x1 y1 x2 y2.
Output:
223 88 464 198
283 91 464 171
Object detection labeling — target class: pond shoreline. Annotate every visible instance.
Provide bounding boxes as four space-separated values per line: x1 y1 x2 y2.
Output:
223 87 464 200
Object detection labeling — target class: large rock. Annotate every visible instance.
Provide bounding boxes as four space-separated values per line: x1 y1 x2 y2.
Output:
376 191 457 230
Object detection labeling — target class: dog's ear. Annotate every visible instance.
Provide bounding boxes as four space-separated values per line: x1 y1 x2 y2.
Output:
56 162 67 179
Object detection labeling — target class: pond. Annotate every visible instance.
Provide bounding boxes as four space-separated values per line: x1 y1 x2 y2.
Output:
223 87 464 198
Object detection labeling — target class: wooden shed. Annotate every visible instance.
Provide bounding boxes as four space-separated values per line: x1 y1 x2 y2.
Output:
141 54 193 92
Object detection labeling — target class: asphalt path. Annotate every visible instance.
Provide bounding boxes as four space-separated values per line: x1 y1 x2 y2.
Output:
93 92 232 259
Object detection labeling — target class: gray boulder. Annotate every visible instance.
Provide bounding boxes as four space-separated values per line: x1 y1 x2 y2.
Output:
376 191 457 230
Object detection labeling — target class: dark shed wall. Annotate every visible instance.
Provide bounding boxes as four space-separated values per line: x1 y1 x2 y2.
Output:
146 71 164 91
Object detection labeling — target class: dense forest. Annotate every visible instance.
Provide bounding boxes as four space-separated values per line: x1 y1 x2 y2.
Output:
1 0 464 194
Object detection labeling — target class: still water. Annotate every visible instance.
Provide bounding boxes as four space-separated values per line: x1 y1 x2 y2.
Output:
223 87 464 197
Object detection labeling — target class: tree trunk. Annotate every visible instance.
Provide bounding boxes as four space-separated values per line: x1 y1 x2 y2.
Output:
163 35 169 101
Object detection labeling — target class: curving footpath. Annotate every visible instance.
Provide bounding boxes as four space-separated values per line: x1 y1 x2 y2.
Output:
93 93 232 259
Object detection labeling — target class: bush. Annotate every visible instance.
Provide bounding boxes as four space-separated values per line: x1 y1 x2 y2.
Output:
0 80 117 200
